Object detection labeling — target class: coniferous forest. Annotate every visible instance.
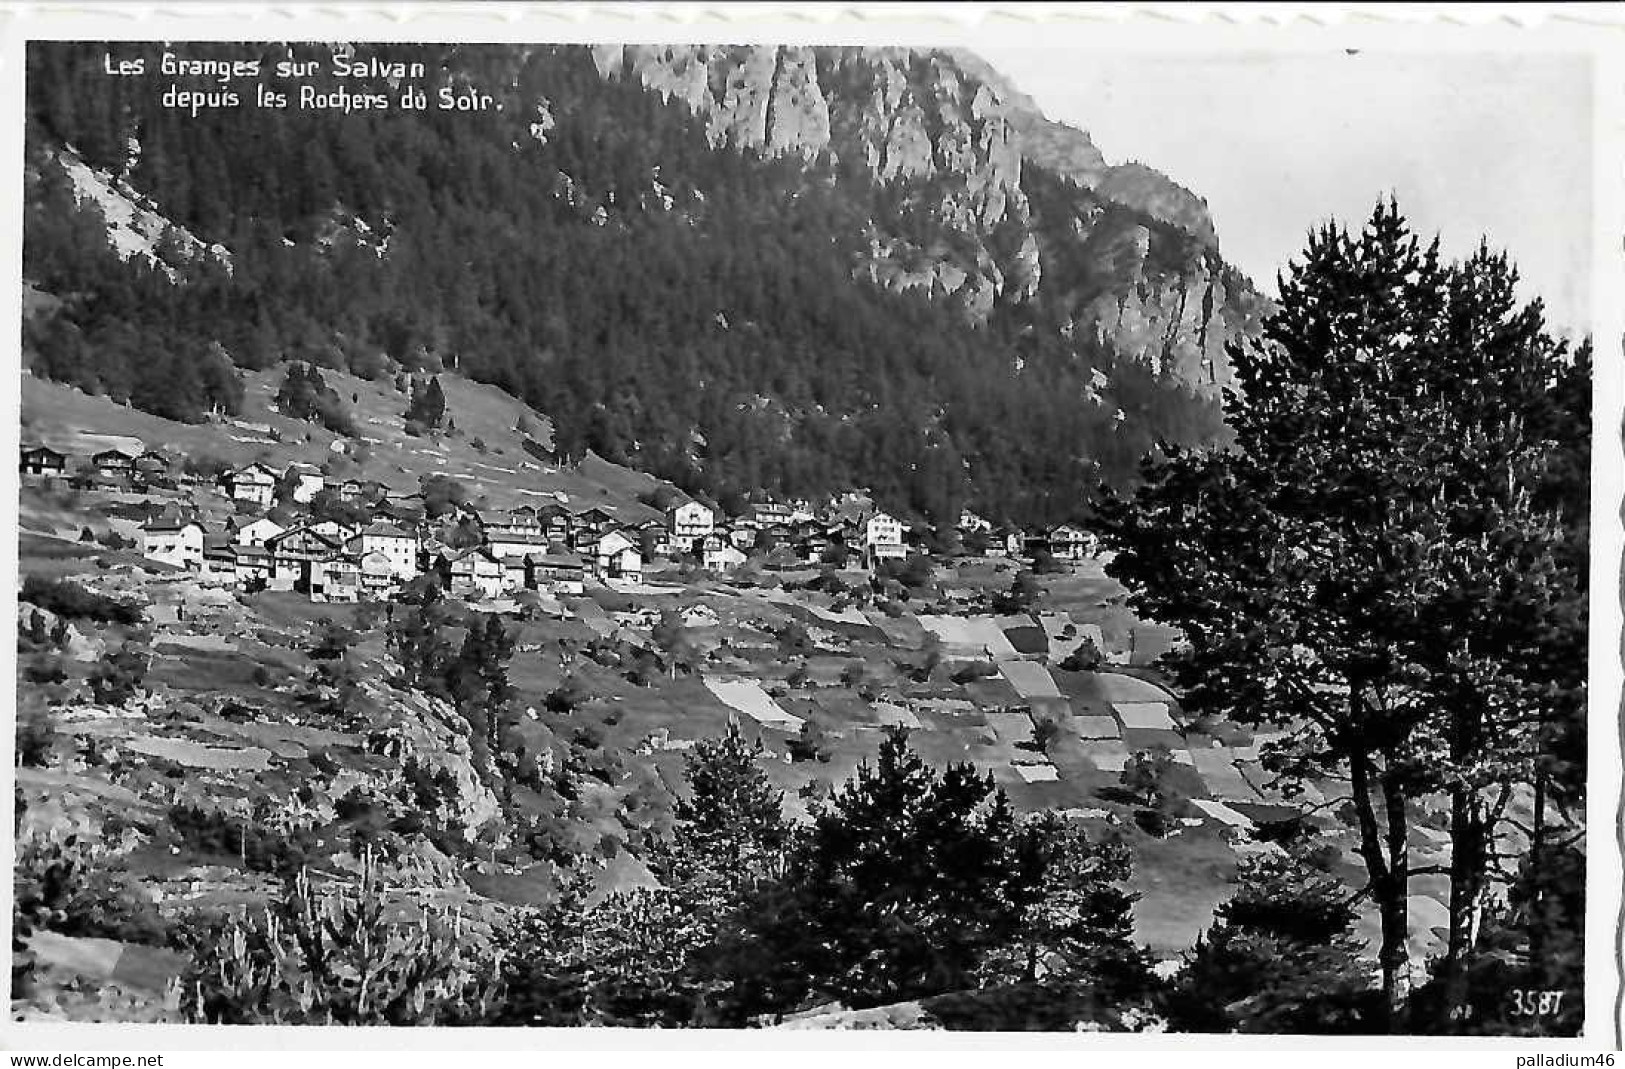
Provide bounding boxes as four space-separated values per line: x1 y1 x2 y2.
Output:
23 41 1235 528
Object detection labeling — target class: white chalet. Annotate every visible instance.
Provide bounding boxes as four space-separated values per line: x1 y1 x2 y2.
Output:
221 463 277 508
595 529 643 583
702 540 747 572
665 501 715 552
141 515 204 570
1048 524 1095 561
309 519 359 545
865 511 905 550
234 517 286 547
444 547 507 600
357 550 399 600
349 522 420 579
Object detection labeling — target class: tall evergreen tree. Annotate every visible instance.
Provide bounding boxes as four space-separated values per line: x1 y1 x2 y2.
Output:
1096 199 1587 1028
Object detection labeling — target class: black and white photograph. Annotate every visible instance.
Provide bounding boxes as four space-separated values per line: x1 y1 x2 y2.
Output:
5 3 1616 1049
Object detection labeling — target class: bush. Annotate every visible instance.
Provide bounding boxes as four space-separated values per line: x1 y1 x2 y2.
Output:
21 575 142 626
89 647 148 704
1058 635 1104 672
1028 717 1062 753
182 852 500 1025
12 830 166 951
1132 808 1176 838
1121 748 1178 808
15 708 56 766
786 720 832 764
1031 550 1067 575
950 660 998 685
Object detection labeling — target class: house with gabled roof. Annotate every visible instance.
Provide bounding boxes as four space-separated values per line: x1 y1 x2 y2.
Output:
200 536 239 584
265 525 344 592
311 555 363 604
357 550 398 600
529 549 587 595
702 538 747 573
1048 524 1094 561
309 518 359 545
335 478 384 505
441 546 507 600
92 448 137 480
595 529 642 583
665 500 714 552
573 505 619 536
221 463 277 508
19 444 66 482
348 521 420 579
233 516 286 548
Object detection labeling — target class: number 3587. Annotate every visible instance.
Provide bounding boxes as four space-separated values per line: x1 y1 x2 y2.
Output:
1510 990 1565 1016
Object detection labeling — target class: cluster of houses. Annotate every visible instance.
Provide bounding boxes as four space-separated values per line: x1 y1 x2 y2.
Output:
21 441 1101 606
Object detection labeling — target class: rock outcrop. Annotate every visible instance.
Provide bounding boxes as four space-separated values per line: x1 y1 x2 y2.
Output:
592 44 1262 392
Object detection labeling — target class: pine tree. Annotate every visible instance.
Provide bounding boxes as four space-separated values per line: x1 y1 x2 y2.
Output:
1096 200 1588 1029
1163 851 1374 1033
723 729 1041 1015
670 721 788 897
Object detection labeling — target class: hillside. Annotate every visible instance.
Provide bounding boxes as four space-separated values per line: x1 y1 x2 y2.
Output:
20 366 673 523
22 41 1262 529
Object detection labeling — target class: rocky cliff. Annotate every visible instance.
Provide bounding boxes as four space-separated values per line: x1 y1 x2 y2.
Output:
591 44 1262 391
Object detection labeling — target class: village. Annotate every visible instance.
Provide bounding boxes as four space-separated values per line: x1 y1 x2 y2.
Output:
20 437 1100 605
10 369 1469 1023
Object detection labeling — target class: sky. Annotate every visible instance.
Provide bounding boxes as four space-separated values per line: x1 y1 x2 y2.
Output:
974 48 1595 335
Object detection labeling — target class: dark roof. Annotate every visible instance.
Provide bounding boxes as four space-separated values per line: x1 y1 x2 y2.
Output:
530 552 586 569
359 522 414 538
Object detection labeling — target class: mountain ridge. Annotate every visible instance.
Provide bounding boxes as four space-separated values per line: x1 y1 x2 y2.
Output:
23 41 1261 528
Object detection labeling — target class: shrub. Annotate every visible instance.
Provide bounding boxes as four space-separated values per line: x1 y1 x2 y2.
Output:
1029 717 1062 753
89 647 148 704
546 679 591 711
12 830 166 950
1132 808 1176 838
21 575 143 626
15 708 57 766
1121 748 1179 809
1058 635 1104 672
166 804 314 876
182 853 500 1025
1031 550 1067 575
21 654 66 681
786 721 832 764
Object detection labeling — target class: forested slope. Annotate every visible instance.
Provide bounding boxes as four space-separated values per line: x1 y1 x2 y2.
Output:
24 42 1264 526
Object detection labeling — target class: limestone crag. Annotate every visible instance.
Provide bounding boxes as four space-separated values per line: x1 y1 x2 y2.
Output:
590 43 1263 391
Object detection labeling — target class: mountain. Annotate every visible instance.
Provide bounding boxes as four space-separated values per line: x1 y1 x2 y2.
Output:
22 41 1266 528
596 45 1260 380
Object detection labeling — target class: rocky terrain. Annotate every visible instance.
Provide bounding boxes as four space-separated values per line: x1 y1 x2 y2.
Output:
593 44 1263 383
